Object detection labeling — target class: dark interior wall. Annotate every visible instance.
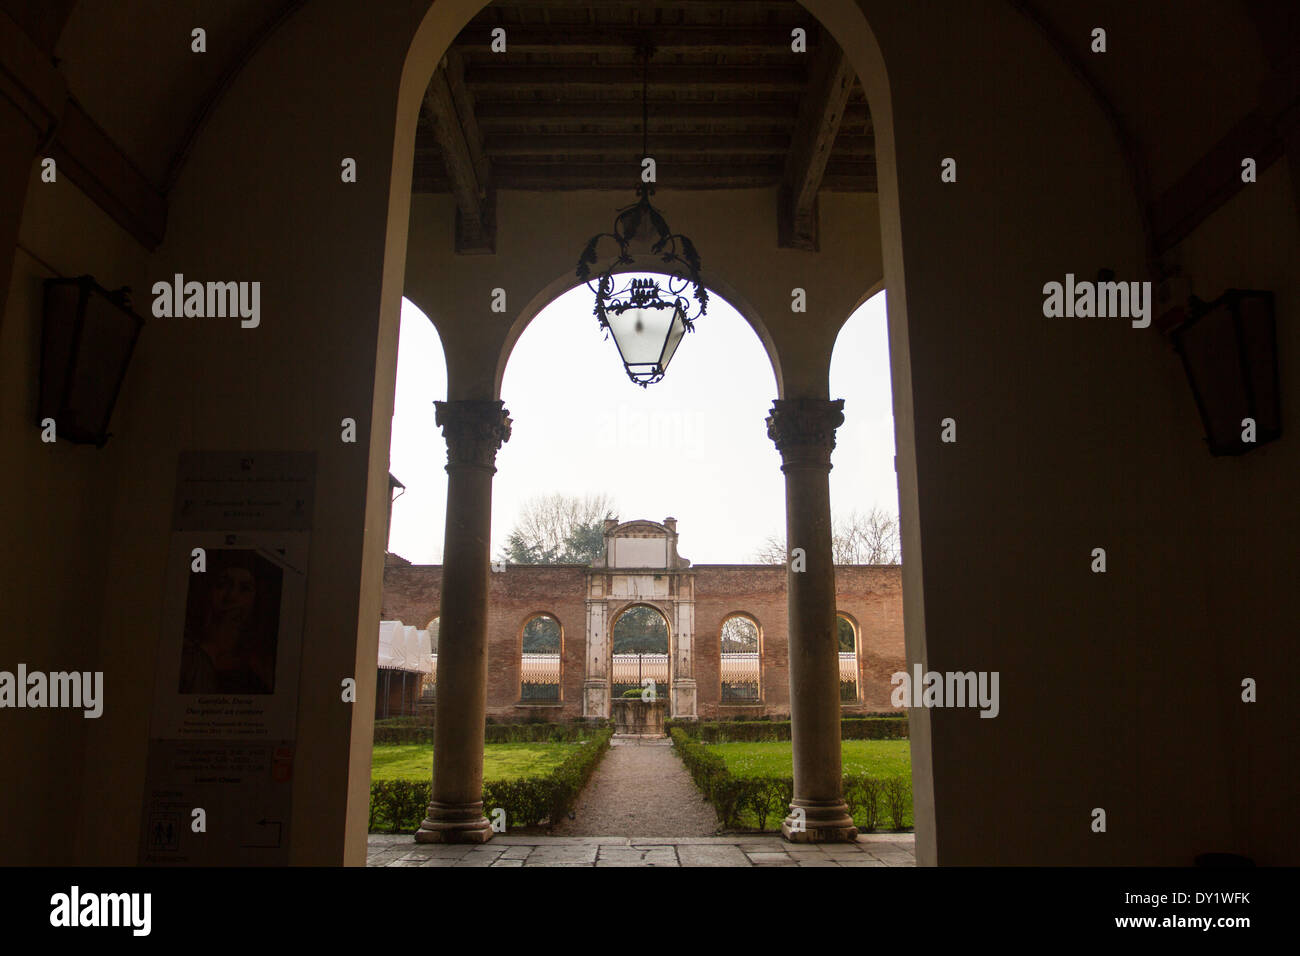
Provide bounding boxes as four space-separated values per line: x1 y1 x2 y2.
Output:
856 0 1300 863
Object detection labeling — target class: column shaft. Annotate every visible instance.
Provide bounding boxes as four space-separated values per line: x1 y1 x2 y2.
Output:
416 400 510 844
768 399 858 843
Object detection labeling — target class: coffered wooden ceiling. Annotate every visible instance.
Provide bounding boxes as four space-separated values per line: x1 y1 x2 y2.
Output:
414 0 875 250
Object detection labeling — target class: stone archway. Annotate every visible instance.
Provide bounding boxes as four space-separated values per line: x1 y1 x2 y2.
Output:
583 520 696 720
396 0 909 850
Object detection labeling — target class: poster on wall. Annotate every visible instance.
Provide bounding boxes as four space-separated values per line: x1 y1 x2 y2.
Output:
138 452 314 866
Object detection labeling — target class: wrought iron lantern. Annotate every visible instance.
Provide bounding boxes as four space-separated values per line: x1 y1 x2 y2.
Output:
39 275 144 447
1171 289 1280 456
575 43 707 387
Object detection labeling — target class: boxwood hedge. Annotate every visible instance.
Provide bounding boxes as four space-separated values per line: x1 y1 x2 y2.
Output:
369 726 613 832
669 727 911 831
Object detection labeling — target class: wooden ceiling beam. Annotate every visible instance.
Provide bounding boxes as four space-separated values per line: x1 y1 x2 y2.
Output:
483 133 792 155
474 100 816 125
451 26 820 55
779 34 856 249
464 65 807 92
470 102 870 134
475 0 803 10
423 50 495 253
486 166 783 190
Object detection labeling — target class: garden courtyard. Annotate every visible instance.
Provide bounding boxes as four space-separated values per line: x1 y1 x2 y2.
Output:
368 718 916 865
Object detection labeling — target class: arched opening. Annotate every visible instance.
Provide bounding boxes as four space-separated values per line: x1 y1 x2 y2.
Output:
497 266 783 401
828 289 901 564
386 299 449 564
380 0 923 857
494 273 782 566
610 604 671 699
520 613 563 702
837 613 860 703
719 614 762 703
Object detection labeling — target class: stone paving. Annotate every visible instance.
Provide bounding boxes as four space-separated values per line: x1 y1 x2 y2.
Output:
367 832 916 867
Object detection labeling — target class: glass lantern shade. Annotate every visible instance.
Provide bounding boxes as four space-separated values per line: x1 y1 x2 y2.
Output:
39 276 144 447
605 300 688 386
1171 289 1279 456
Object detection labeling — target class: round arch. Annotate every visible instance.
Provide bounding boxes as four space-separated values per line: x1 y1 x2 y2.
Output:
609 601 673 649
609 601 674 700
835 610 861 704
719 611 764 704
388 0 930 860
518 611 564 702
494 261 784 400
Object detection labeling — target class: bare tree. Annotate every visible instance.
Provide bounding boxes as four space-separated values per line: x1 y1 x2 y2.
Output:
834 507 902 564
753 534 789 565
754 506 901 565
500 492 617 565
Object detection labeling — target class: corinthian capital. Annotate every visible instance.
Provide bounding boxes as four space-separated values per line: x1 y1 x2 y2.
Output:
766 398 844 468
435 400 512 470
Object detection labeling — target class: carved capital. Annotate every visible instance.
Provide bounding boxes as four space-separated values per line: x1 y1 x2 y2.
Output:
766 399 844 469
435 400 511 470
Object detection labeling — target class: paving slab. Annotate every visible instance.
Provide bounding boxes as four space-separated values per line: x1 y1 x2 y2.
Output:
367 829 914 868
677 844 751 867
598 846 679 866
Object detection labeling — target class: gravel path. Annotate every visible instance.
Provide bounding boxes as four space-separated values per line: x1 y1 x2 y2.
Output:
551 737 720 837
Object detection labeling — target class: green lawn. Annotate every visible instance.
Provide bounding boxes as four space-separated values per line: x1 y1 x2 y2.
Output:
709 739 912 779
371 742 578 782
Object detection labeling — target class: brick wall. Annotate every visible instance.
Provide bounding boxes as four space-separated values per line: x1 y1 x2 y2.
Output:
381 557 905 721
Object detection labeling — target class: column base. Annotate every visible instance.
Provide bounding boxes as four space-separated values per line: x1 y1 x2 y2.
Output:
781 799 859 844
414 800 493 845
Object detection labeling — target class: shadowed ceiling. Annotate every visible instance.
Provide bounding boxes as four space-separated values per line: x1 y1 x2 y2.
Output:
413 0 875 195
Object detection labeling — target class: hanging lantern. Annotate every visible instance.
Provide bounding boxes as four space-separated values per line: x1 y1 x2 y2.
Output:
1171 289 1280 456
574 42 707 387
39 275 144 447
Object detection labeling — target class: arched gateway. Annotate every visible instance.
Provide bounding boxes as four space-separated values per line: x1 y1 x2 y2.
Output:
586 520 696 719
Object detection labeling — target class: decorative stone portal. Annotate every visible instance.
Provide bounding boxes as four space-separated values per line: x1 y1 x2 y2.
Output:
585 519 696 720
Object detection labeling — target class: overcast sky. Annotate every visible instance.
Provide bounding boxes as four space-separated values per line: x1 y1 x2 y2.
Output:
387 283 896 565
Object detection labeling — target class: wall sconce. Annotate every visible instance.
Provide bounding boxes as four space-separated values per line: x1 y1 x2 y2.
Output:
39 276 144 447
1170 289 1279 456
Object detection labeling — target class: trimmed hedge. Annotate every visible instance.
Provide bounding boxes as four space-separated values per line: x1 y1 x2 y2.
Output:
666 715 908 743
369 726 613 832
373 720 610 745
670 728 912 832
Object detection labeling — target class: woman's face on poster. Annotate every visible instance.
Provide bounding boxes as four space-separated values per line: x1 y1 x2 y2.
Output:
208 567 256 626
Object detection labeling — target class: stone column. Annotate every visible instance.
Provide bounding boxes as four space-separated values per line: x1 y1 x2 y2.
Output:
767 399 858 843
416 400 511 844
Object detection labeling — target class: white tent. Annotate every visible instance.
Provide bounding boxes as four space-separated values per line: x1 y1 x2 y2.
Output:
377 620 405 670
378 621 434 674
403 626 421 674
414 629 433 674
